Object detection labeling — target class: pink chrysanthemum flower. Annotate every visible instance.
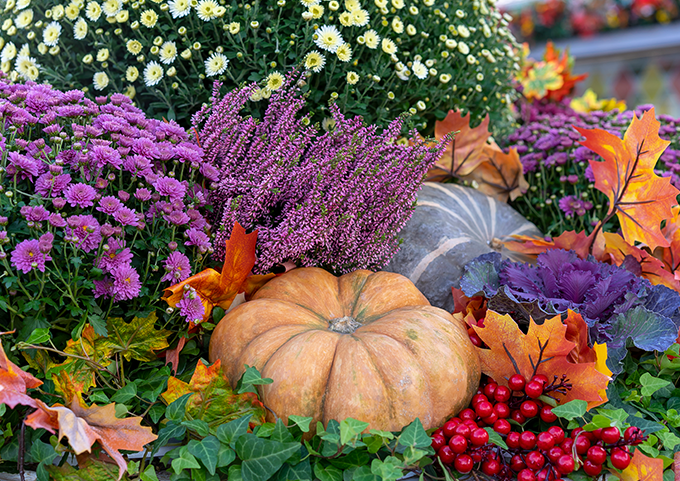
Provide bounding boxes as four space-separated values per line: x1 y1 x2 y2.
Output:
153 176 186 201
64 182 97 208
96 238 133 273
161 251 191 283
111 264 142 300
96 195 122 215
177 286 205 323
113 207 138 226
11 239 52 274
65 215 101 252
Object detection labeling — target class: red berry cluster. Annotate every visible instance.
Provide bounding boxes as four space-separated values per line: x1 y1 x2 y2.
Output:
431 375 647 480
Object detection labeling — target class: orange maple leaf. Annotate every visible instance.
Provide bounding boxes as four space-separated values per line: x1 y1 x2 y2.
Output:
611 449 664 481
459 146 529 202
504 230 605 260
468 310 610 409
654 205 680 280
162 221 258 322
25 396 157 480
577 107 679 250
426 110 496 181
0 331 42 409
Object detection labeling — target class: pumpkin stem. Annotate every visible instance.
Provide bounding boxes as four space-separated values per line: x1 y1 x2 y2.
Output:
489 237 504 251
328 316 362 334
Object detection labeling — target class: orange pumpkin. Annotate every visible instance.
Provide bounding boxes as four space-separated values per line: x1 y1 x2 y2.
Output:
209 267 481 432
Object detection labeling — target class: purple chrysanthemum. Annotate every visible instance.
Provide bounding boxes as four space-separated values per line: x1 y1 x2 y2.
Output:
176 286 205 323
96 238 133 273
134 188 151 201
161 251 192 283
164 211 190 226
96 195 122 215
48 213 67 228
65 214 101 252
35 172 72 197
113 207 138 226
11 239 51 274
153 176 186 201
64 182 97 208
184 228 211 253
111 264 141 300
93 277 114 299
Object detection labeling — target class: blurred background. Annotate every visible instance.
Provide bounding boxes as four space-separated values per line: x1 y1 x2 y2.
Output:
499 0 680 116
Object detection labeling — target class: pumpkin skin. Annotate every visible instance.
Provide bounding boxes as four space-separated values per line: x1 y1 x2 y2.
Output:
209 267 480 433
386 183 541 312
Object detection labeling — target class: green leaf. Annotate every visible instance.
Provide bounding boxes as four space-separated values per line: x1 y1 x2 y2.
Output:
256 423 276 438
271 419 294 443
24 328 50 346
187 436 220 475
340 418 370 446
484 428 509 449
140 465 159 481
370 457 404 481
362 435 384 454
238 365 274 394
88 314 108 338
217 414 252 445
171 447 201 474
551 400 587 420
217 444 236 468
402 446 429 465
228 465 243 481
596 408 629 426
397 418 431 448
640 373 672 397
658 431 680 450
235 433 300 481
314 462 343 481
583 414 612 431
153 422 186 455
288 415 313 433
110 382 137 404
30 440 58 465
166 393 193 423
182 419 211 437
327 449 371 470
351 465 379 481
276 459 312 481
368 429 394 440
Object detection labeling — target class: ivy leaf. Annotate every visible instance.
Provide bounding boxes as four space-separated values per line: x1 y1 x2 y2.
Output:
0 332 42 409
287 415 313 433
339 418 370 446
550 400 588 420
234 433 300 481
25 396 157 480
639 373 672 397
370 457 404 481
171 446 201 474
237 365 274 394
216 414 253 445
110 383 137 404
165 393 193 423
187 436 220 475
101 312 171 362
577 107 679 250
397 418 431 449
314 462 343 481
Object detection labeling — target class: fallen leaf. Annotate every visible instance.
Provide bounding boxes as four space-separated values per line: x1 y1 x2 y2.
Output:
521 61 564 100
426 110 496 181
0 331 42 409
162 221 258 322
570 89 626 114
460 146 529 202
451 287 487 323
164 336 187 375
25 396 157 480
100 312 171 362
242 273 277 301
161 359 265 428
577 107 679 250
611 448 664 481
504 230 599 260
654 205 680 280
469 310 610 409
542 42 588 102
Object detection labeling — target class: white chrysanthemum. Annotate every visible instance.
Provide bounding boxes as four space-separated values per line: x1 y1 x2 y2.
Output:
16 0 30 9
364 29 379 49
15 54 39 80
126 65 138 81
346 70 359 85
73 17 87 39
204 52 228 76
381 37 397 55
412 60 427 79
299 0 319 6
18 43 29 56
96 47 108 62
159 41 177 64
93 71 109 90
126 40 142 55
336 43 351 62
143 61 163 86
351 8 369 26
266 71 284 90
42 21 61 47
14 9 33 28
140 9 158 27
304 50 325 73
338 12 352 26
195 0 219 21
101 0 121 17
309 4 323 18
314 25 343 53
345 0 359 10
2 42 17 62
168 0 190 18
85 1 102 21
65 2 80 20
457 41 469 55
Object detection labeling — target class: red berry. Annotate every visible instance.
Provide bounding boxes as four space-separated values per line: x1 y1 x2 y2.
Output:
468 331 483 347
583 459 602 476
494 385 511 403
611 447 632 470
540 405 557 423
453 423 471 438
536 467 555 481
555 454 575 475
559 438 573 453
571 427 584 438
601 426 621 444
433 428 443 437
470 451 483 463
472 394 488 406
520 431 537 450
548 426 565 444
510 454 526 472
532 374 549 386
525 450 546 470
574 435 591 455
442 420 459 438
481 459 501 476
463 419 478 428
591 428 603 439
431 434 446 451
437 446 456 465
508 374 526 391
517 468 537 481
483 382 497 399
454 454 473 474
494 402 510 418
511 410 527 424
520 400 539 418
537 432 555 451
587 445 607 465
624 426 641 442
507 431 521 449
459 408 476 422
525 381 544 399
475 401 494 418
470 428 489 446
448 434 467 454
493 419 512 435
547 446 564 463
482 412 498 425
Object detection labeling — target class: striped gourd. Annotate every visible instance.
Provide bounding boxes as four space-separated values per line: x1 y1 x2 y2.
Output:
386 183 541 312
